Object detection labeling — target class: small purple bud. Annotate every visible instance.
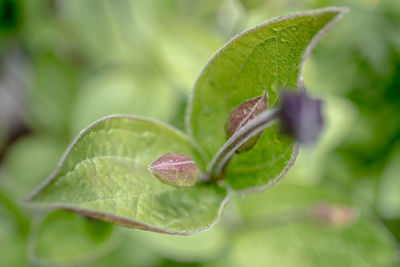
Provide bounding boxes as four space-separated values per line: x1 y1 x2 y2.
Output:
279 91 323 144
226 91 268 152
308 203 358 227
148 153 200 187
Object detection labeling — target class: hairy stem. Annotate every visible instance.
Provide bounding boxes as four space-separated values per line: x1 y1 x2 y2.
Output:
203 108 280 182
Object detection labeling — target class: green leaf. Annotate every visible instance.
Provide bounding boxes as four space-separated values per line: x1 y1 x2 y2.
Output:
378 144 400 219
157 20 223 93
0 197 28 267
31 52 79 134
88 229 161 267
26 116 228 234
285 95 357 185
1 135 65 200
187 7 348 191
71 68 179 135
221 183 400 267
132 223 227 262
28 210 120 266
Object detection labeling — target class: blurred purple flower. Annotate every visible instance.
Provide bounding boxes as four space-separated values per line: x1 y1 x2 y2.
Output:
279 91 323 144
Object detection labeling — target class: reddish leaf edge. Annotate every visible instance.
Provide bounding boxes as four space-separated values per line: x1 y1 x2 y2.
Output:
22 114 230 235
187 7 349 194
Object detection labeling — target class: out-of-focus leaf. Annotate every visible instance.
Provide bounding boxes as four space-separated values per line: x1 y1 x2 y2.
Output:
71 69 178 135
378 144 400 219
286 95 357 185
220 183 400 267
133 224 227 262
158 0 225 21
217 0 246 36
157 21 222 92
0 124 4 151
238 0 266 11
23 1 67 53
187 7 348 191
0 197 28 267
28 210 119 266
1 135 65 200
30 53 78 133
88 229 161 267
60 0 136 65
26 116 228 234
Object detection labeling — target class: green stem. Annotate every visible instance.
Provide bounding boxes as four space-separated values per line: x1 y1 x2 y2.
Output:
203 108 280 182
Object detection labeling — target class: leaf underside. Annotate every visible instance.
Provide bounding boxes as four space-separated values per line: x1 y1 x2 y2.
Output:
187 7 347 192
27 116 227 234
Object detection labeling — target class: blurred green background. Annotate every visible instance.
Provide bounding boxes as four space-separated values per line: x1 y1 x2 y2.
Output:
0 0 399 266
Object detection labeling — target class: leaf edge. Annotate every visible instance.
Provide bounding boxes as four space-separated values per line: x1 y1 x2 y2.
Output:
185 6 349 134
186 6 349 194
22 114 231 235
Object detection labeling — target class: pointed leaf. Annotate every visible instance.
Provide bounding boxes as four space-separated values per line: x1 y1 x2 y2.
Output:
187 7 348 191
26 116 228 235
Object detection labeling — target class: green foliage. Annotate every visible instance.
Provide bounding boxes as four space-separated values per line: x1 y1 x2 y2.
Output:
188 8 346 191
0 195 28 267
71 69 178 135
1 135 65 200
220 183 399 267
25 8 348 234
25 8 347 234
27 116 227 234
378 144 400 219
31 53 79 134
29 210 119 266
1 0 400 266
132 224 227 262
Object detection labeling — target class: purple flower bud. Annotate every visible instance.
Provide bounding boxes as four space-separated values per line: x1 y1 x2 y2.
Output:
226 91 268 152
279 91 323 144
148 153 200 187
309 203 358 227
